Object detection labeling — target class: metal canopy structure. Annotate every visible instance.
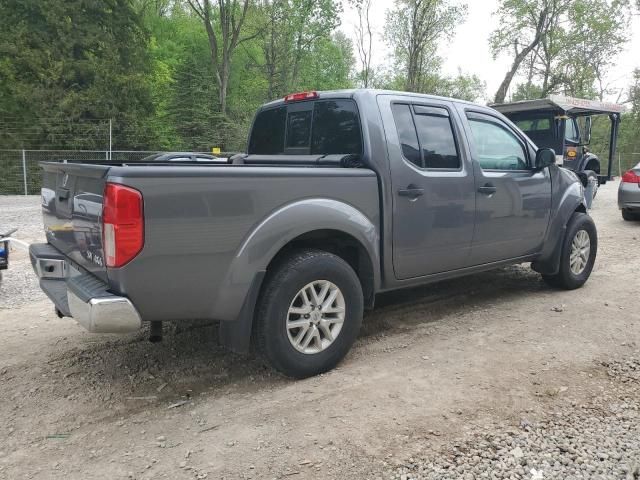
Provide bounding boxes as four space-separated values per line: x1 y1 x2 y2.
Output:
492 95 626 117
491 96 626 185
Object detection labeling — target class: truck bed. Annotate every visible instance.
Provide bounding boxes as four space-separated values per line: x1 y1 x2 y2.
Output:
39 160 379 322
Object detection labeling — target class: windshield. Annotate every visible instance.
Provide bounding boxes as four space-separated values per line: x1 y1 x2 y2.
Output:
565 118 580 143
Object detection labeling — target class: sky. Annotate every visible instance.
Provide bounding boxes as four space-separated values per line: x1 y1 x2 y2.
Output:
340 0 640 103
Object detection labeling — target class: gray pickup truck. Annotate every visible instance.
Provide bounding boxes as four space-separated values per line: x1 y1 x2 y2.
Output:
30 89 597 378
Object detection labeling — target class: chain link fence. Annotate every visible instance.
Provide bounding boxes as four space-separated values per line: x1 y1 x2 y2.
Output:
1 148 639 196
0 150 220 195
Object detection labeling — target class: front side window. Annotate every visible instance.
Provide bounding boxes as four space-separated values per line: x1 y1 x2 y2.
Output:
468 116 528 170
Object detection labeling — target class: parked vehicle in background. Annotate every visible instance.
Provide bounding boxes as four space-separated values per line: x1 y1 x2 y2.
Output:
492 96 625 207
30 89 596 378
141 152 225 163
0 228 18 283
619 162 640 221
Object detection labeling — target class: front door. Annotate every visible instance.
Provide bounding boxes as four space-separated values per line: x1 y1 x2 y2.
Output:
461 110 552 264
379 96 476 279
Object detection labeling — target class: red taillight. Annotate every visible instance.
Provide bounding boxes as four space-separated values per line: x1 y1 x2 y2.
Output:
102 183 144 268
621 170 640 184
284 91 318 102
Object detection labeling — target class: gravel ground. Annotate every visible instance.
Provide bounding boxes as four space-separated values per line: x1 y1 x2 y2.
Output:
1 184 640 480
392 356 640 480
0 196 46 308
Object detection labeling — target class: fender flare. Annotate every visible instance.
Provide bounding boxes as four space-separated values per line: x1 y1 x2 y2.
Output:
217 198 380 352
532 179 586 275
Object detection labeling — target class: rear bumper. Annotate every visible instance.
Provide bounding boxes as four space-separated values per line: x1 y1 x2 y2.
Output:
30 243 142 333
618 183 640 210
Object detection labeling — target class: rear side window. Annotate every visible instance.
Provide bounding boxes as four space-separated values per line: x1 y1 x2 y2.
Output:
248 106 286 154
413 106 460 169
248 100 362 155
391 104 421 167
392 103 460 169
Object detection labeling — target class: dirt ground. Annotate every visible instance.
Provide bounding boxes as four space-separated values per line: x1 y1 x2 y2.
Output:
0 181 639 480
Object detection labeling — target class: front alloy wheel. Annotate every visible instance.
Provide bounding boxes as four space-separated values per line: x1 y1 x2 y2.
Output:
569 230 590 275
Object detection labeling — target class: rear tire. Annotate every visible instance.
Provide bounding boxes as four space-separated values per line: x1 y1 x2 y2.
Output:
622 208 640 221
255 249 363 379
542 212 597 290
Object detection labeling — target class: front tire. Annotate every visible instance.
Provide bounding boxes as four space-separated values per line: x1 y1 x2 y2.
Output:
255 249 364 379
542 212 597 290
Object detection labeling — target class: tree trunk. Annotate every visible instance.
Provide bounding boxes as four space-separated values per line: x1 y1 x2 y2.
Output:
494 42 540 103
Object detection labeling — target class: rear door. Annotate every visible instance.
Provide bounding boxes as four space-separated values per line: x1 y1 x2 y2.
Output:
41 163 109 281
459 109 552 264
378 95 476 279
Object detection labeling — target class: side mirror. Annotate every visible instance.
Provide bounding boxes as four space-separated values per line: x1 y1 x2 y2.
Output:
535 148 556 169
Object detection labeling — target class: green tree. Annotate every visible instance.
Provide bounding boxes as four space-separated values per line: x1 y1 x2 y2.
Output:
258 0 342 99
349 0 374 88
0 0 154 149
385 0 466 93
186 0 256 115
560 0 631 99
492 0 632 102
490 0 568 103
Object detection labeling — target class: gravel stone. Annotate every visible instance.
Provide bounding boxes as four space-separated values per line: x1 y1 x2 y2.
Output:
391 356 640 480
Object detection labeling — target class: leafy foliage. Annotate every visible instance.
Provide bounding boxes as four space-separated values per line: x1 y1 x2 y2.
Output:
0 0 636 154
0 0 154 149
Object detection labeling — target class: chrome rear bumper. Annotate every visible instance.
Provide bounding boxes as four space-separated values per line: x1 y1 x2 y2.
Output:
30 243 142 333
67 290 141 333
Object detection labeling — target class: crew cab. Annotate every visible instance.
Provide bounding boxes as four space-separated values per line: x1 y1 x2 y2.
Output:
30 89 597 378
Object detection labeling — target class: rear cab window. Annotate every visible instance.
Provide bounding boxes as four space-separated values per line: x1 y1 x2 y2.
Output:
248 99 362 156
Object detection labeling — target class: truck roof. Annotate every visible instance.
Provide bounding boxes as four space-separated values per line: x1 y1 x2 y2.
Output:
491 95 626 116
260 88 481 110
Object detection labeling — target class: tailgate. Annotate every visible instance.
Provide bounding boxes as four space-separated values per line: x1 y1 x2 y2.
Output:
41 162 110 282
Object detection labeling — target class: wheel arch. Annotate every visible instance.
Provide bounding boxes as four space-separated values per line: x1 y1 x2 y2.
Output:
265 228 377 309
218 199 380 353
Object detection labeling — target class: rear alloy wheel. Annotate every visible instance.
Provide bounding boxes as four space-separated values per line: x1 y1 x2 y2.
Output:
286 280 346 354
542 212 597 290
255 249 363 378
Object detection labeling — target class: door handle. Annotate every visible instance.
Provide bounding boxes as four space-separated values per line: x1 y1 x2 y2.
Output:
398 186 424 198
477 184 497 195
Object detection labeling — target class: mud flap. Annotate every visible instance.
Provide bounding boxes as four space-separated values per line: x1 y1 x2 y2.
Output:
218 271 266 354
